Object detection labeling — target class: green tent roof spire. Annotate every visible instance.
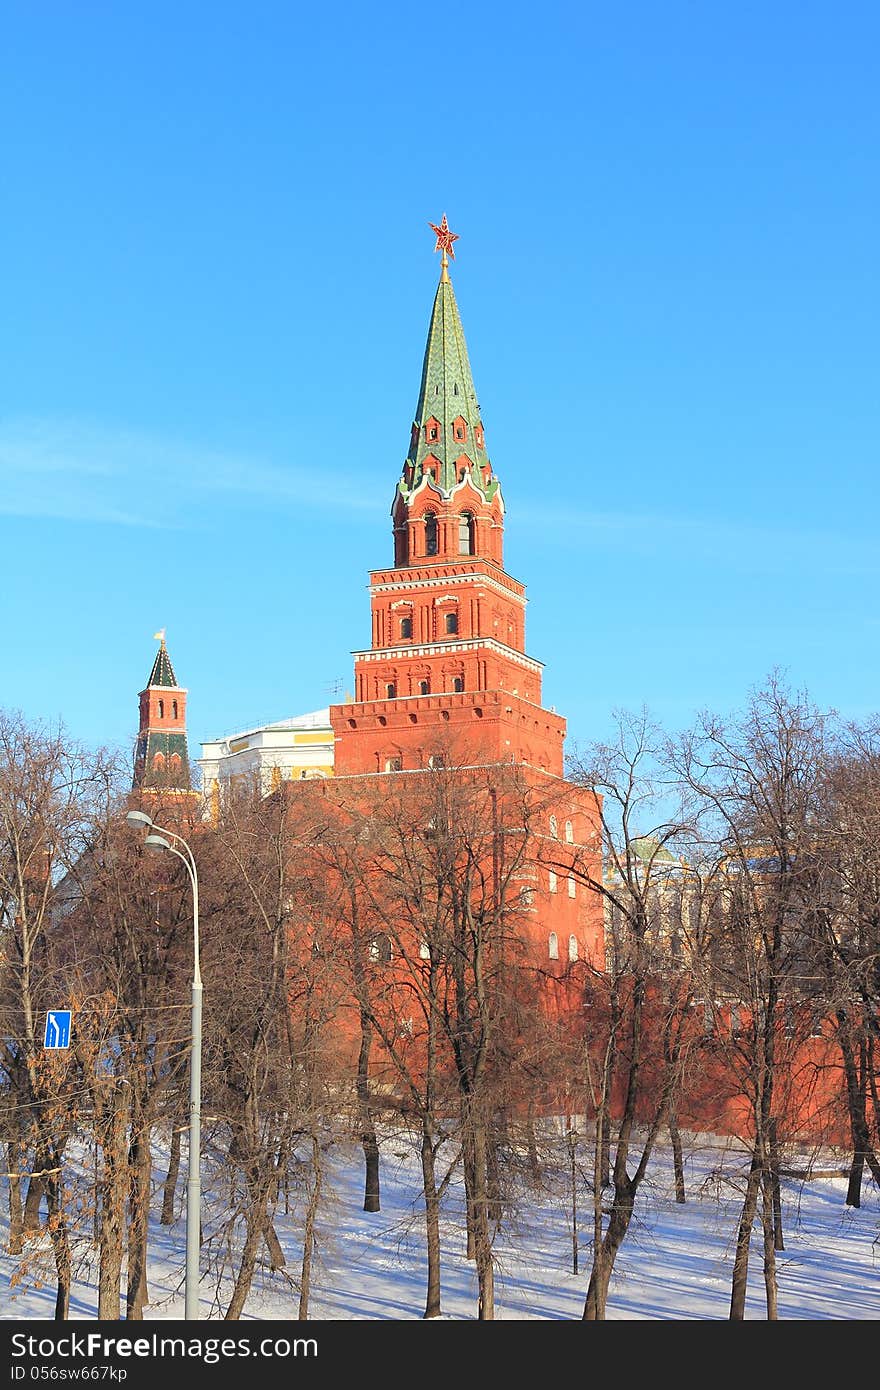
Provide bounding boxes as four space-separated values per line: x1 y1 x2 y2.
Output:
145 631 180 689
402 220 497 500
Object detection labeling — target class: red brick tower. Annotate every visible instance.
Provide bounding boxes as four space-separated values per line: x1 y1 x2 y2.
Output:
328 220 603 970
132 630 194 795
330 218 567 778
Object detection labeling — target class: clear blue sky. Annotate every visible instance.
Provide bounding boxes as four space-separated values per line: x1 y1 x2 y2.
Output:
2 2 878 776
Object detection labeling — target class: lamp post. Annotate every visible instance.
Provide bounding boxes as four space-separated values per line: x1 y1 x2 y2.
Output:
126 808 202 1320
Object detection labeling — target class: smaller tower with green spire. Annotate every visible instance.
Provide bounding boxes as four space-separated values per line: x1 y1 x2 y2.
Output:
132 630 193 792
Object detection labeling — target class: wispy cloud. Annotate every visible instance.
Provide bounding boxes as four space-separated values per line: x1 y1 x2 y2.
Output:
0 417 378 527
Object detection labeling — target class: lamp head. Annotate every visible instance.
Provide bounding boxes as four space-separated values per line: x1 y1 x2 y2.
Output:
126 810 154 829
144 833 173 854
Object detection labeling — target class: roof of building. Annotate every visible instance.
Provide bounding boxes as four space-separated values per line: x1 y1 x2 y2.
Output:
630 835 677 863
201 709 333 748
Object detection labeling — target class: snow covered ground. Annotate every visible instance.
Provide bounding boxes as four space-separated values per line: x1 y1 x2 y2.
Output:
2 1127 878 1322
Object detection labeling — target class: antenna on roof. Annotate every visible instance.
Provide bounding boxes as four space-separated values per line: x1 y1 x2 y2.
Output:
323 679 343 699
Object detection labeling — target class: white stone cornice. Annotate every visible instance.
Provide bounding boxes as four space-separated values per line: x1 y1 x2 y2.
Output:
369 570 527 605
352 637 544 673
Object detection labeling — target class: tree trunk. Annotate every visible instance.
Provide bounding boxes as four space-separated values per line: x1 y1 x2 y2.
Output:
767 1118 784 1250
263 1220 286 1271
97 1102 128 1320
761 1170 779 1319
23 1172 46 1233
598 1111 611 1190
846 1150 866 1209
670 1113 686 1204
356 1016 380 1213
161 1125 182 1225
361 1129 381 1214
299 1133 323 1320
838 1024 880 1206
462 1145 476 1258
224 1214 263 1320
486 1132 503 1226
583 1189 634 1320
7 1144 24 1255
45 1169 71 1321
729 1148 762 1320
469 1123 495 1320
568 1129 579 1275
526 1105 541 1186
420 1124 442 1319
125 1127 151 1319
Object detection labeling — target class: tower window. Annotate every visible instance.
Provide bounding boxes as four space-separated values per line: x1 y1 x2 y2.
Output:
565 820 573 843
548 870 557 894
425 512 438 556
385 756 402 772
568 876 577 899
445 612 458 635
419 680 430 695
568 935 579 962
452 676 464 693
386 683 396 699
549 815 558 838
170 753 182 771
172 700 178 719
400 617 413 639
548 932 559 960
428 753 444 768
458 512 475 554
158 699 164 718
152 752 165 771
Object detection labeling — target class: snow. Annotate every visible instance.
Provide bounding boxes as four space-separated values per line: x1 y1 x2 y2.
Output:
2 1126 878 1323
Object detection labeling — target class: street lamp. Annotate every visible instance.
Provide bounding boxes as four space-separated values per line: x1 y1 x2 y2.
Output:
126 808 202 1320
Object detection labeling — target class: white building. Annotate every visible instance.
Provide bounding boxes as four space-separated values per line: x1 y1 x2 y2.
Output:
198 708 334 811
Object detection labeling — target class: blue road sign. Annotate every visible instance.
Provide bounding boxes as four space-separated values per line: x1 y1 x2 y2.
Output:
44 1010 72 1049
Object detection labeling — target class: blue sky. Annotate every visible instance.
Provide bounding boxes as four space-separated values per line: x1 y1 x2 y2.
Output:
2 1 878 776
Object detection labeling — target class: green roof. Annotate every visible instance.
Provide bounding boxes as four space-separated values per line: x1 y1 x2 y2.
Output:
146 640 180 689
397 266 499 502
631 836 677 863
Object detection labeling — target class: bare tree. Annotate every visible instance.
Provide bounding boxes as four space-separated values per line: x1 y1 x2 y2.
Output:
564 707 699 1320
808 719 880 1204
308 754 558 1320
0 709 118 1318
199 779 343 1320
67 795 200 1319
671 674 831 1320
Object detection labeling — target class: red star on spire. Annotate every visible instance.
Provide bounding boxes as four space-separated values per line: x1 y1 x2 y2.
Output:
429 214 459 260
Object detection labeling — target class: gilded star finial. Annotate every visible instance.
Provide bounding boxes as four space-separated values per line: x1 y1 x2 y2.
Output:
429 214 459 278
